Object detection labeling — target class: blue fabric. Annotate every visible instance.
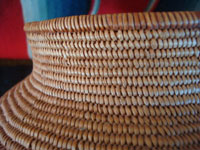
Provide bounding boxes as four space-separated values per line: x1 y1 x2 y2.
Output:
21 0 90 22
20 0 90 58
47 0 90 19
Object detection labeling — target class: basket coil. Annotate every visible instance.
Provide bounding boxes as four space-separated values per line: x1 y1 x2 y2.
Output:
0 11 200 150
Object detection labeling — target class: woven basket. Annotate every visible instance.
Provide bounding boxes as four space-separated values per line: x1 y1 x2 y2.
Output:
0 11 200 150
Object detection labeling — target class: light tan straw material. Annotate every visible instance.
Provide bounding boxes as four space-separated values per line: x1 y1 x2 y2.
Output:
0 11 200 150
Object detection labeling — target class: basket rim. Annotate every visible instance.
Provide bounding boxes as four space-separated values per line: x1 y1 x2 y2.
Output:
24 11 200 33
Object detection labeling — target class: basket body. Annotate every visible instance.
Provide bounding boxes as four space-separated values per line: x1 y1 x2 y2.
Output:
0 12 200 150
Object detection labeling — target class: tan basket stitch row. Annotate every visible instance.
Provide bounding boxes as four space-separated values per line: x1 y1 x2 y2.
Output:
21 76 199 117
34 58 200 79
28 36 200 51
32 53 199 70
33 58 200 77
31 44 199 59
33 67 200 89
0 126 26 150
28 73 199 105
22 97 200 128
1 89 200 150
1 88 200 148
31 45 199 59
30 72 200 107
26 28 200 42
24 12 199 32
19 80 200 122
0 90 200 149
29 75 200 116
1 94 67 149
0 106 33 149
32 59 200 80
21 79 200 121
8 92 200 140
32 70 200 101
0 108 60 150
27 73 200 107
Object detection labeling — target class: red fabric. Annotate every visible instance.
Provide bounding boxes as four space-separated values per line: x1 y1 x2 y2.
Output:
0 0 28 59
0 0 156 59
98 0 150 14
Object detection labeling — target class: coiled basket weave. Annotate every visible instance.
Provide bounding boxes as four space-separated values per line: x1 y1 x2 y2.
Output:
0 11 200 150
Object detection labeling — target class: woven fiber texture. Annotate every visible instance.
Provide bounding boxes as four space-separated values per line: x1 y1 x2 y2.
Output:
0 11 200 150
